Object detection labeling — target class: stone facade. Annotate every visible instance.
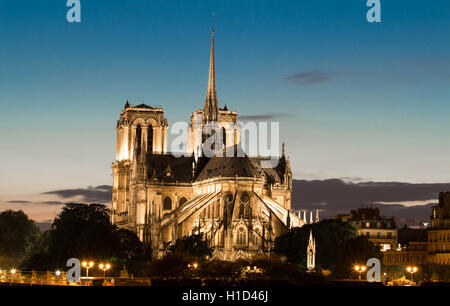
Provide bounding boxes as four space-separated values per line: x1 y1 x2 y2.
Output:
335 207 398 251
111 30 312 261
428 192 450 264
383 242 428 267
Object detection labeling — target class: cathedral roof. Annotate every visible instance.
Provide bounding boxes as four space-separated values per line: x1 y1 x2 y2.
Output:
147 154 195 182
145 147 288 185
248 156 287 185
135 104 155 109
196 154 263 181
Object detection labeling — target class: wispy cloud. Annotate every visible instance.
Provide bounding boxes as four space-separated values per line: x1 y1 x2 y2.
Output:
5 200 64 206
282 70 336 86
292 179 450 224
41 185 112 203
239 114 291 121
40 201 64 205
6 200 31 204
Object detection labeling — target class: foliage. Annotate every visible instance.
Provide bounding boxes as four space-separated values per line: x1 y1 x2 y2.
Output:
145 234 212 277
168 233 212 259
419 264 450 282
198 259 246 278
274 219 382 278
332 235 382 279
0 210 40 267
273 219 359 271
147 254 193 277
21 203 143 270
391 276 411 286
145 256 326 285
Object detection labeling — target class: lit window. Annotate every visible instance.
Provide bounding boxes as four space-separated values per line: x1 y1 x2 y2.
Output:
237 228 247 245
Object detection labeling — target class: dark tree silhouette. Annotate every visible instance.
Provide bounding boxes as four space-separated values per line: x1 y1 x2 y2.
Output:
21 203 143 270
274 219 359 271
0 210 39 267
333 236 382 279
169 233 212 259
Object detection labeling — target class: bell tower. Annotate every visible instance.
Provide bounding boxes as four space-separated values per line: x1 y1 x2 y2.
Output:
111 102 168 226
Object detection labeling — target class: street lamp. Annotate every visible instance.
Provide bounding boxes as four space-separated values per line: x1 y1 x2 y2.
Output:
188 263 198 275
99 263 111 278
10 268 16 285
406 266 418 283
354 265 366 280
81 261 94 278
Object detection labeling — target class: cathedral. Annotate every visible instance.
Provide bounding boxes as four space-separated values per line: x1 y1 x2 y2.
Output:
111 30 318 261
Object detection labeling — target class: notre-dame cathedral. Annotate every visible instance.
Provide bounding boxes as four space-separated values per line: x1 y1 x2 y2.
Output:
111 30 318 261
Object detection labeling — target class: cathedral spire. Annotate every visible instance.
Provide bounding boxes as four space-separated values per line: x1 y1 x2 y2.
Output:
203 29 219 124
307 229 316 272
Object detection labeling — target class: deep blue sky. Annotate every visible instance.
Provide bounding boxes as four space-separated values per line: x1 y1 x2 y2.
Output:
0 0 449 221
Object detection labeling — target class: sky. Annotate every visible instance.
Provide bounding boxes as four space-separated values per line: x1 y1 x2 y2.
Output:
0 0 449 222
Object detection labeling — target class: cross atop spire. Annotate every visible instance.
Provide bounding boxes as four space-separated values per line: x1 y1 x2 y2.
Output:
203 29 219 124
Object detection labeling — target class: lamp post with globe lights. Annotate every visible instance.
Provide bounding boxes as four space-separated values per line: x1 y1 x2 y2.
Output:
406 266 418 284
99 263 111 278
81 261 94 278
354 265 366 280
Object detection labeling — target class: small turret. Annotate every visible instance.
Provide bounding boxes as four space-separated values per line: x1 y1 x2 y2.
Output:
164 163 172 177
307 229 316 272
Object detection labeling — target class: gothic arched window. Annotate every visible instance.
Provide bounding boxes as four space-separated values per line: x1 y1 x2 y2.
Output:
147 125 153 153
237 227 247 246
222 127 226 148
215 200 220 218
202 125 218 151
224 193 233 205
239 204 244 218
179 197 187 207
241 192 249 203
163 197 172 210
240 192 250 218
254 229 261 245
136 124 142 155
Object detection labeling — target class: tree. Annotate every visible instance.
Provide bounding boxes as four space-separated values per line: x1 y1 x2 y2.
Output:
420 264 450 282
333 235 382 279
113 228 143 260
273 219 359 271
0 210 39 267
22 203 143 270
168 233 212 259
